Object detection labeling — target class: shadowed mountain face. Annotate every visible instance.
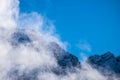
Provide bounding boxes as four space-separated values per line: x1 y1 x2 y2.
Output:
10 31 81 79
11 31 32 45
12 31 81 70
87 52 120 76
10 31 120 79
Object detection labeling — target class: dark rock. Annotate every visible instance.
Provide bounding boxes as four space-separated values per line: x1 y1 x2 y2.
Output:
9 31 81 79
48 42 81 74
11 31 31 45
10 31 120 79
87 52 120 76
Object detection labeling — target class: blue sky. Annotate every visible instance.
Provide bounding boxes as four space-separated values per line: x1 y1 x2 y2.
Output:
20 0 120 58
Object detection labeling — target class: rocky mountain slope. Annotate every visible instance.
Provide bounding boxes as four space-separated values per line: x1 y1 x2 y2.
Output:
9 31 120 79
9 31 81 79
87 52 120 77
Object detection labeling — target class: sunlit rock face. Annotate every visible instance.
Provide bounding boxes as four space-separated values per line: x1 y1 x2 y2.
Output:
88 52 120 76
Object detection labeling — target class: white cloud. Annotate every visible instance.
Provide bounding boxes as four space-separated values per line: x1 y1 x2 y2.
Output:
78 40 92 52
0 0 19 30
0 0 118 80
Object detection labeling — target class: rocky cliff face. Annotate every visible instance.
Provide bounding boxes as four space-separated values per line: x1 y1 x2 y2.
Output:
10 31 120 79
12 31 81 70
87 52 120 76
9 31 81 79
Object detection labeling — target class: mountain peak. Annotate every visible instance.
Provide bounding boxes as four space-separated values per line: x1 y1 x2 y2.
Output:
88 51 120 76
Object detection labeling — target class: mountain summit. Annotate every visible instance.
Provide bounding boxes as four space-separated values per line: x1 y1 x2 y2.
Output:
8 31 120 80
88 52 120 76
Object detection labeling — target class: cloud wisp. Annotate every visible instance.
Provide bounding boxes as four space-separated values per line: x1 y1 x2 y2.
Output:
0 0 119 80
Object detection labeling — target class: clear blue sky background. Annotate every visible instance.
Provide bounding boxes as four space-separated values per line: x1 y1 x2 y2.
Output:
20 0 120 58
